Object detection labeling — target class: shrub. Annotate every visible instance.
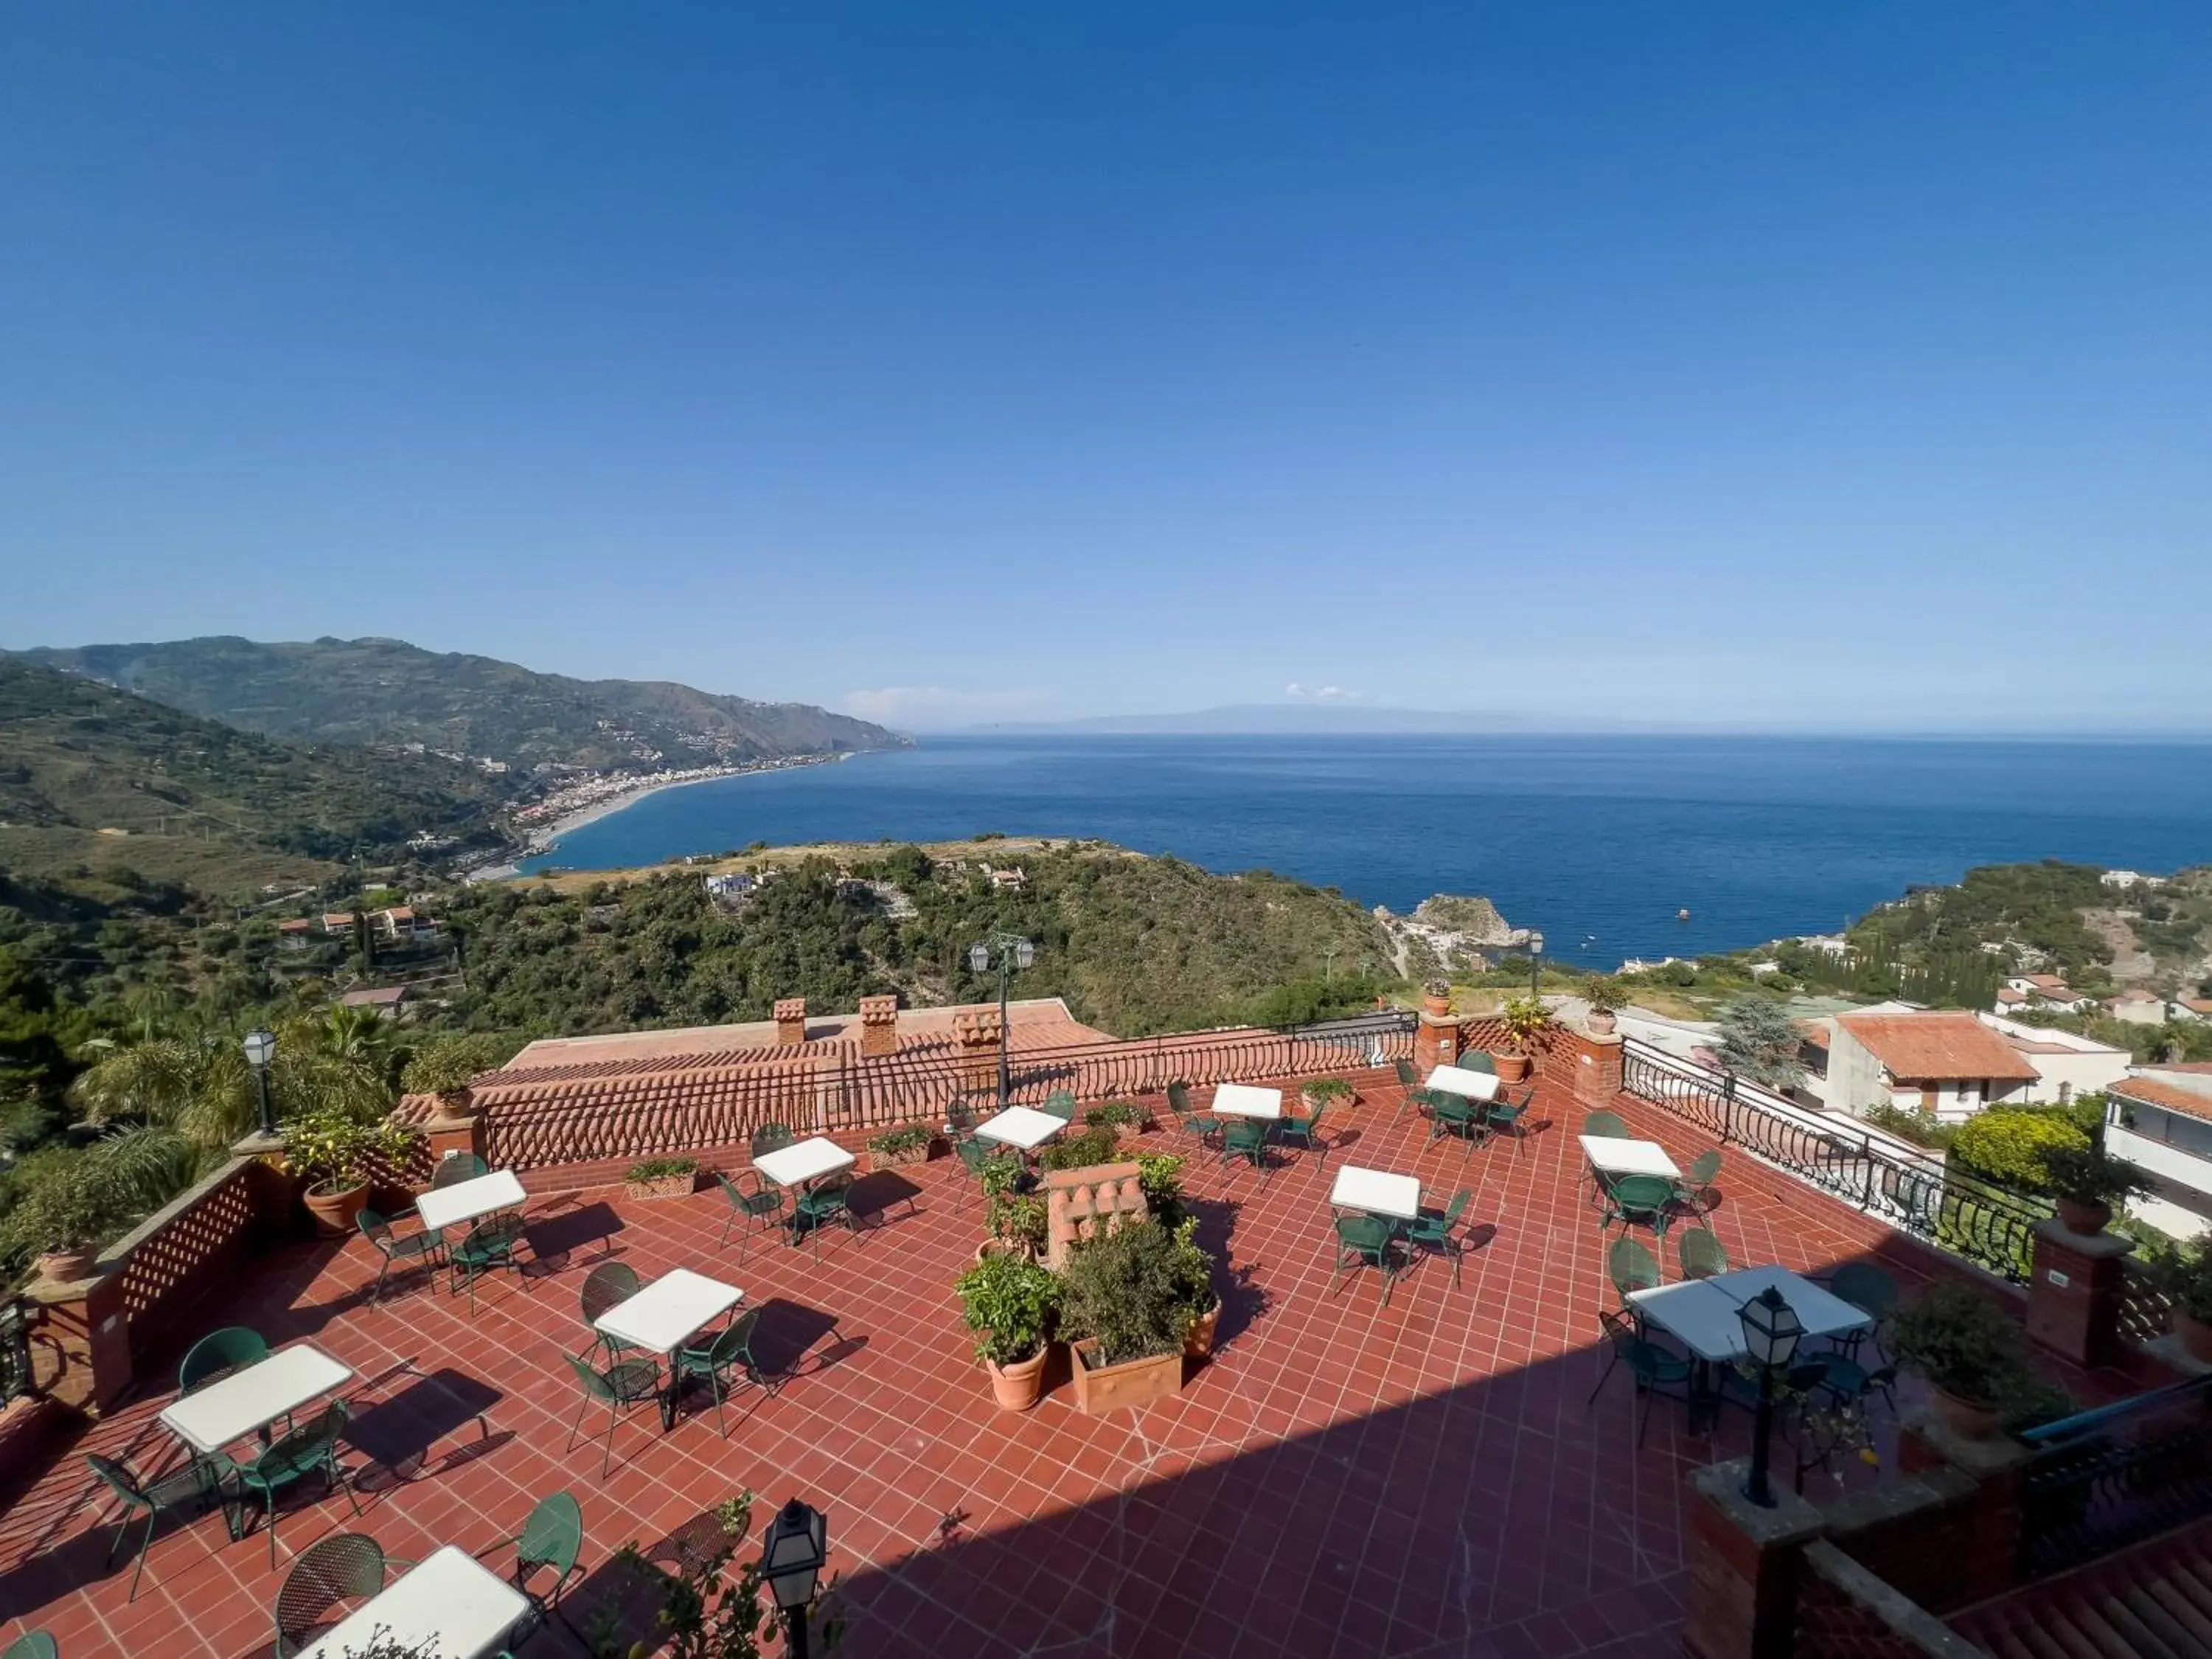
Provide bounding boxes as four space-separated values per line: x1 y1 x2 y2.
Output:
1060 1220 1199 1366
2141 1239 2212 1323
283 1106 423 1194
1136 1153 1186 1227
1861 1103 1957 1151
2041 1142 2148 1208
1578 975 1619 1015
866 1124 932 1158
399 1032 524 1096
1714 996 1806 1088
1037 1127 1121 1172
1 1162 111 1254
953 1251 1060 1367
1084 1101 1146 1130
1947 1110 2088 1192
1887 1282 2031 1407
1300 1078 1354 1103
625 1155 698 1183
1165 1216 1217 1319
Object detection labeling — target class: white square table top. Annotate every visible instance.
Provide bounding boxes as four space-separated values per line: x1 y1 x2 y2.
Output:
1704 1265 1876 1342
414 1169 527 1233
1211 1083 1284 1119
753 1136 856 1187
1329 1165 1422 1221
1626 1280 1750 1364
159 1344 354 1455
594 1267 745 1357
299 1544 531 1659
1580 1136 1682 1180
973 1106 1067 1151
1426 1065 1502 1102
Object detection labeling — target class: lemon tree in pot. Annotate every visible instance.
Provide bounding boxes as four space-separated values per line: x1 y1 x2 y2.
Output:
2042 1141 2147 1237
1061 1219 1202 1413
1887 1281 2035 1440
285 1106 422 1236
1494 996 1552 1085
955 1251 1061 1410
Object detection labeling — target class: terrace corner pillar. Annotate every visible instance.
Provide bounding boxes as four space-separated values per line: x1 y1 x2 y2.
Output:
1413 990 1458 1072
232 1127 300 1242
2025 1219 2135 1369
1571 1026 1625 1108
1897 1411 2037 1607
420 1090 486 1173
1681 1460 1823 1659
23 1262 133 1417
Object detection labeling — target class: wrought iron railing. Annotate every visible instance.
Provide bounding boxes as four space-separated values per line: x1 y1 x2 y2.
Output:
0 1299 32 1404
1618 1039 2051 1284
2016 1374 2212 1579
2116 1256 2174 1347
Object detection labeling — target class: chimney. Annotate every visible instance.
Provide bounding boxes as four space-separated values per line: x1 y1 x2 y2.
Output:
953 1007 1003 1092
859 994 899 1058
773 997 807 1047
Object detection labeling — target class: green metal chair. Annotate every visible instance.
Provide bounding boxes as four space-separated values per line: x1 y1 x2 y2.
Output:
1809 1352 1899 1416
563 1351 663 1479
1166 1081 1220 1147
86 1452 232 1602
1220 1117 1271 1178
1581 1110 1630 1139
1427 1093 1486 1158
451 1213 529 1312
953 1135 998 1208
1403 1191 1472 1288
1 1632 56 1659
1393 1057 1422 1120
1825 1262 1901 1360
579 1261 641 1363
236 1400 360 1568
1587 1309 1693 1445
1457 1050 1497 1075
1607 1235 1662 1304
1675 1148 1723 1219
1277 1101 1327 1166
674 1307 765 1436
1676 1227 1729 1281
178 1326 268 1394
273 1531 397 1658
432 1152 490 1189
1483 1086 1533 1157
944 1096 979 1139
1599 1173 1678 1248
1332 1214 1403 1306
509 1489 585 1639
794 1176 858 1257
1040 1090 1078 1122
716 1170 787 1255
358 1206 445 1304
751 1122 795 1158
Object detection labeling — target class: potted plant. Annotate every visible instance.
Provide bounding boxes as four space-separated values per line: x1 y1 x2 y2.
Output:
1060 1219 1197 1413
622 1156 699 1202
1494 995 1552 1085
1422 979 1453 1018
1887 1281 2033 1439
285 1107 422 1235
979 1155 1046 1262
1084 1101 1150 1144
2144 1240 2212 1362
1136 1153 1188 1229
1579 975 1620 1038
17 1167 108 1284
2042 1141 2148 1237
1300 1077 1356 1114
953 1251 1062 1410
866 1124 933 1170
1167 1217 1223 1359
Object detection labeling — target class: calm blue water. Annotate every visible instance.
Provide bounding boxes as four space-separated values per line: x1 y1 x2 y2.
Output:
519 736 2212 967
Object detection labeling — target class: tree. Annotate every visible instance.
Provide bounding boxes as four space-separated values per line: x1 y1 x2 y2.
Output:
1714 996 1806 1089
70 1016 394 1153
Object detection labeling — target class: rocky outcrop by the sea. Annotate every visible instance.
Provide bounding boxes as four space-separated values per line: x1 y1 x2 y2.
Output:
1373 893 1530 977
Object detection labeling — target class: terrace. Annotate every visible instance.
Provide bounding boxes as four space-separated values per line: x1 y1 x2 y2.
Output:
0 1046 2171 1659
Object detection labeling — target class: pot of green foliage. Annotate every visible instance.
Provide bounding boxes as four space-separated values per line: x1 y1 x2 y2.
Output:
866 1124 933 1171
1062 1219 1200 1413
1167 1218 1224 1359
955 1251 1062 1410
1579 976 1620 1037
1888 1281 2032 1439
623 1156 699 1202
979 1155 1047 1262
1300 1077 1355 1115
1494 996 1552 1084
2042 1142 2147 1237
1085 1101 1150 1145
285 1108 422 1236
2146 1241 2212 1362
20 1169 108 1284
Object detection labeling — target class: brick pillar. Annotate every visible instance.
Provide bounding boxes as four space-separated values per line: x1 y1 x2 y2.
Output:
1413 990 1458 1072
859 994 900 1058
24 1265 133 1416
2025 1219 2136 1368
1571 1027 1624 1107
774 997 807 1046
1896 1411 2037 1608
423 1093 485 1172
1681 1461 1824 1659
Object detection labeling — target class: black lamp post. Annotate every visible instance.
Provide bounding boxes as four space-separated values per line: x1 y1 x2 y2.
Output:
760 1497 828 1659
241 1027 278 1139
968 933 1034 1109
1527 931 1545 1000
1737 1286 1804 1508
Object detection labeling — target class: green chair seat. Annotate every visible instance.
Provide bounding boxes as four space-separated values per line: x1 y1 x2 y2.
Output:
451 1214 529 1312
1220 1118 1271 1177
565 1352 663 1479
1403 1191 1472 1288
237 1401 360 1568
794 1179 857 1257
675 1308 765 1436
1599 1173 1677 1245
2 1632 57 1659
717 1170 787 1256
1332 1214 1404 1305
1278 1103 1328 1164
358 1208 445 1305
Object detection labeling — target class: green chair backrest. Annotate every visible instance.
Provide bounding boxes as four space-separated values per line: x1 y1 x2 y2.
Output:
1829 1262 1899 1318
580 1262 640 1325
1684 1149 1723 1188
254 1400 348 1481
752 1123 794 1157
1582 1111 1630 1138
1440 1190 1471 1225
433 1153 490 1189
1166 1081 1192 1116
1458 1051 1496 1075
275 1533 386 1658
518 1490 583 1582
2 1631 58 1659
1677 1228 1728 1280
1608 1175 1677 1214
1607 1236 1660 1295
1335 1214 1391 1253
1394 1058 1419 1088
356 1208 394 1245
1225 1118 1268 1147
700 1314 757 1368
956 1138 992 1173
180 1326 268 1394
464 1214 524 1256
1042 1090 1077 1121
565 1352 619 1403
86 1453 147 1510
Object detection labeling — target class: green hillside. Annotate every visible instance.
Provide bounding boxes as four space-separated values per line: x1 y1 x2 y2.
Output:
0 657 509 886
14 636 908 771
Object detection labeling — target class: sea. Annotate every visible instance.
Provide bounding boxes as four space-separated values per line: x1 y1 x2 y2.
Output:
516 735 2212 970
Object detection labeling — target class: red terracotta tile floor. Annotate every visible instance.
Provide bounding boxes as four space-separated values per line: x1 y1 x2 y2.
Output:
0 1086 1953 1658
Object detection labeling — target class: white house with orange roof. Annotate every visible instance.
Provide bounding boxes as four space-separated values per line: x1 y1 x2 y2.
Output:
2107 1065 2212 1242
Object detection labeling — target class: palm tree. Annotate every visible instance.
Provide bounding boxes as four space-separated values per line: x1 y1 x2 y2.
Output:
71 1018 394 1154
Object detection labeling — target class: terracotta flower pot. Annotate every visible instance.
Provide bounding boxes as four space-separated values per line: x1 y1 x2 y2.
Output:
1185 1296 1223 1360
1586 1009 1618 1037
1070 1338 1184 1414
986 1348 1049 1411
2054 1197 2111 1237
35 1245 97 1284
1927 1382 2002 1441
304 1178 369 1238
1422 992 1453 1018
1493 1054 1533 1085
2174 1310 2212 1364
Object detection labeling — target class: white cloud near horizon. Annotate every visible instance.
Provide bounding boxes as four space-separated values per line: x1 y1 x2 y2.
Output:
1285 682 1360 702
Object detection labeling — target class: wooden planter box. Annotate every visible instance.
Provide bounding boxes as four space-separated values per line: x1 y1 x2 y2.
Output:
1070 1339 1184 1414
624 1172 697 1203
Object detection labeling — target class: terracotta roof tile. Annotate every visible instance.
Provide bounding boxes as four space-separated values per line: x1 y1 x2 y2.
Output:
2114 1076 2212 1124
1834 1012 2041 1082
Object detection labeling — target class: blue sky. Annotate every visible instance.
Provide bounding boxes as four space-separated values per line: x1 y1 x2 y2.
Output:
2 4 2207 733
